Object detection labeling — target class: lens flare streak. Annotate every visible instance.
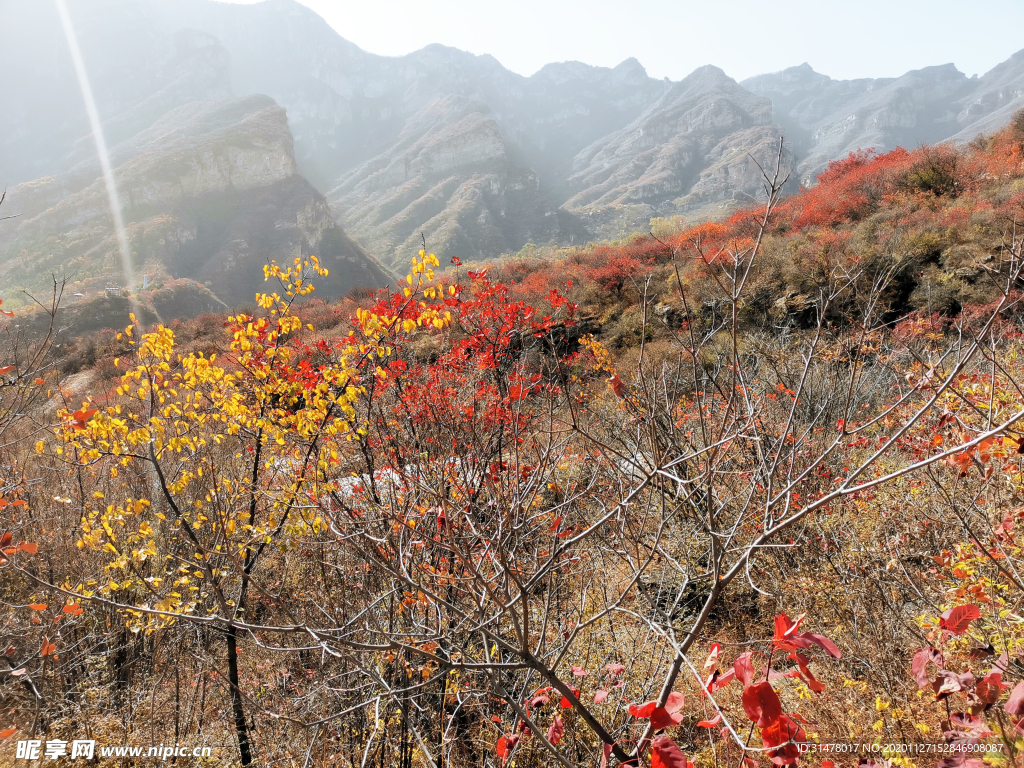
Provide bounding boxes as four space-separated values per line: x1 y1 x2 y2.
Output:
54 0 138 307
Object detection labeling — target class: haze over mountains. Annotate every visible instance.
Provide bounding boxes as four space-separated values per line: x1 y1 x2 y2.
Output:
2 0 1024 314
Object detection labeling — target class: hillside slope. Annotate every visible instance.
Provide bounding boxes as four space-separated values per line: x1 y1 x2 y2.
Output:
6 0 1024 285
0 95 390 312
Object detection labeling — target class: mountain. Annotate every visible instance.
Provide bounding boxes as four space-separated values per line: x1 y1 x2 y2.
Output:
141 0 677 265
142 0 807 257
4 0 1024 308
0 0 390 316
564 65 794 237
0 94 389 312
742 58 1024 186
328 95 587 266
951 49 1024 141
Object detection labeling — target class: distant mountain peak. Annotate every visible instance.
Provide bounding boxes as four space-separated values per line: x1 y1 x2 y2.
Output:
5 0 1024 306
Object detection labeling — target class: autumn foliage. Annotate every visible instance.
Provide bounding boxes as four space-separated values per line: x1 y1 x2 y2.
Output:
7 118 1024 768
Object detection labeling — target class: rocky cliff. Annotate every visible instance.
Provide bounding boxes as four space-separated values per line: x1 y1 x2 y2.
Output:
564 66 794 235
0 0 390 317
742 59 1024 186
5 0 1024 301
0 94 390 312
328 96 586 268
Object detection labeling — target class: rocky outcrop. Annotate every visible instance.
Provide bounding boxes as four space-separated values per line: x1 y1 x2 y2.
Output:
0 95 390 312
564 67 793 226
6 0 1024 286
328 96 585 268
951 49 1024 141
742 61 1008 185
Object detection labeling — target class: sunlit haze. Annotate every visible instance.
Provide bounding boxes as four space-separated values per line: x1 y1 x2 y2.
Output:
220 0 1024 81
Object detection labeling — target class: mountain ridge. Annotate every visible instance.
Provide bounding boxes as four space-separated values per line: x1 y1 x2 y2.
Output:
4 0 1024 308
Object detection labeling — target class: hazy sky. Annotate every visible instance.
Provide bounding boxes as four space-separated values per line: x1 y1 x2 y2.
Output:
221 0 1024 82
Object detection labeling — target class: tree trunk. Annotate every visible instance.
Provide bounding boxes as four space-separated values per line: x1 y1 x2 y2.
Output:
226 625 253 766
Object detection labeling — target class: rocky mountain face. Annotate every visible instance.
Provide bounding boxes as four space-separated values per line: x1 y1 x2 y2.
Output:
743 57 1024 186
564 66 795 237
4 0 1024 309
0 0 390 316
140 0 680 264
328 95 587 266
0 93 389 312
137 0 805 261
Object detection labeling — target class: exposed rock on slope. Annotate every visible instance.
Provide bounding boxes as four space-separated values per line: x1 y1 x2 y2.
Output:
328 96 585 268
951 49 1024 141
564 67 794 234
742 62 1000 185
0 97 390 312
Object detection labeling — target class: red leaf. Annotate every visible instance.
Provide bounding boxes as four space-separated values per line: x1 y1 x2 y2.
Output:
742 681 783 728
594 689 609 703
774 612 804 642
0 366 13 375
507 385 528 402
948 712 994 739
1005 680 1024 715
496 734 519 765
762 714 806 765
773 612 842 657
570 665 589 677
69 408 98 431
911 647 944 689
530 695 550 708
650 706 685 730
607 374 626 398
708 667 736 692
791 652 825 693
664 691 685 714
703 642 721 671
800 632 842 658
933 670 974 700
733 652 756 686
650 736 692 768
940 604 981 635
605 662 625 676
17 542 37 555
696 713 722 728
976 671 1005 705
599 743 613 768
559 687 579 709
0 728 16 739
629 701 657 719
546 716 563 746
